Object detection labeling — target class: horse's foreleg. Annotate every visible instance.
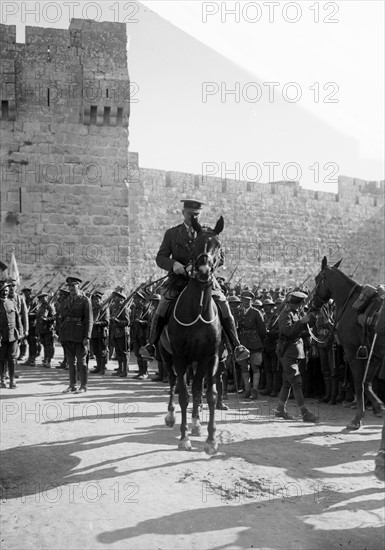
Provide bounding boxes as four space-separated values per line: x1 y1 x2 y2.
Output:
177 370 191 450
204 358 218 455
165 363 177 428
191 375 204 436
364 357 384 417
347 361 365 430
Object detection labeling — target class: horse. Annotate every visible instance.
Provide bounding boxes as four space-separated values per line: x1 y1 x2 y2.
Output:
161 215 224 454
312 257 385 430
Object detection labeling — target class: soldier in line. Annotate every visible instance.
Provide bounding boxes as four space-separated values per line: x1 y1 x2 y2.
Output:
275 291 318 422
55 288 70 369
0 281 23 389
90 290 110 375
237 290 267 400
260 298 280 397
7 278 29 379
131 290 151 380
147 293 167 382
22 287 40 367
36 293 56 368
59 276 93 394
110 290 130 378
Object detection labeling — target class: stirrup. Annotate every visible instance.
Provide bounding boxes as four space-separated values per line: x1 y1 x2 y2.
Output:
234 345 250 362
139 344 155 361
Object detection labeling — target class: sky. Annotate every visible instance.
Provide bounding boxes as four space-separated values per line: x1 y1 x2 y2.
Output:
1 0 384 191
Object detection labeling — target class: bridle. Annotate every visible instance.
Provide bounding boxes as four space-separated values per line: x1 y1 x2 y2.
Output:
191 233 221 284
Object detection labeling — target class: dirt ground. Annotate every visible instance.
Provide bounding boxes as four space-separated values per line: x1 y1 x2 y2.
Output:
1 347 384 550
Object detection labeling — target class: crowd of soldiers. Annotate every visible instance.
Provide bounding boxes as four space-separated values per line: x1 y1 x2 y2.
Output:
2 272 381 418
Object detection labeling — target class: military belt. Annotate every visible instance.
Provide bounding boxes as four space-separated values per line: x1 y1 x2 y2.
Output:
65 316 83 322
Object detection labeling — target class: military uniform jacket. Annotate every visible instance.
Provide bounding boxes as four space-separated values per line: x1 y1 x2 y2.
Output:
12 293 29 333
278 309 306 359
263 311 280 353
0 298 23 342
131 303 151 339
238 306 266 351
91 303 110 339
110 303 129 339
59 294 93 343
36 303 56 335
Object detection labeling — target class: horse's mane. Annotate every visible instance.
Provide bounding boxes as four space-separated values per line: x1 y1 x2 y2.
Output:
328 266 360 288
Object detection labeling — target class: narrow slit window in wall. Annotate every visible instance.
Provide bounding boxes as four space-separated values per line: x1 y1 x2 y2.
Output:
116 107 123 126
90 105 97 125
19 187 22 213
47 88 50 106
2 100 9 120
103 106 111 126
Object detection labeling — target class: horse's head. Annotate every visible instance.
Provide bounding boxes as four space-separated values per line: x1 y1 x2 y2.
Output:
190 216 224 283
313 256 343 308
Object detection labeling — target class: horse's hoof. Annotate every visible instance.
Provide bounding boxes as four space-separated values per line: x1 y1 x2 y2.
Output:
204 441 218 455
191 426 202 436
346 421 361 430
178 438 192 451
165 412 176 428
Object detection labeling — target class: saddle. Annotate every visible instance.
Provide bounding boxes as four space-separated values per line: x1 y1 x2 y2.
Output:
355 294 384 359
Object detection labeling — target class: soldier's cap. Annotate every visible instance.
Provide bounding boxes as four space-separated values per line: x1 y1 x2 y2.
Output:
216 276 226 283
289 291 308 304
22 287 32 292
253 299 263 307
92 291 103 298
228 295 241 303
150 293 161 301
6 277 17 286
241 290 254 300
113 290 126 300
59 288 70 295
66 276 82 285
262 298 275 307
275 297 285 304
0 281 11 291
38 292 48 299
180 199 205 213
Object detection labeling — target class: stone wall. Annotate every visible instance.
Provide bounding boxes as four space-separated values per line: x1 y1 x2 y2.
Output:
1 20 384 291
1 20 131 287
129 170 384 288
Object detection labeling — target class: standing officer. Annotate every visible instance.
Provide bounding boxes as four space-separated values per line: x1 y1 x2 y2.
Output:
36 293 56 368
7 278 28 378
59 277 93 393
275 291 318 422
90 290 110 375
0 281 23 388
22 287 39 366
140 199 249 363
110 290 130 378
237 290 266 399
55 288 70 369
260 298 279 396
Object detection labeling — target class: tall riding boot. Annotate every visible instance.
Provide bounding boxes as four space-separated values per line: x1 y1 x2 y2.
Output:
100 357 106 375
241 372 251 398
92 356 101 373
320 379 331 403
139 359 148 380
113 361 123 376
134 357 143 379
251 369 260 400
260 372 273 396
152 362 163 382
140 314 166 360
221 316 250 361
119 356 128 377
216 376 229 410
329 378 338 405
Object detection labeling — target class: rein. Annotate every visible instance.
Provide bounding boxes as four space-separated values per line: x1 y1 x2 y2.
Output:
173 286 219 327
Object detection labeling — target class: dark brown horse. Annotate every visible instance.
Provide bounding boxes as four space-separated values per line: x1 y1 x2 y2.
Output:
161 216 224 454
312 257 385 430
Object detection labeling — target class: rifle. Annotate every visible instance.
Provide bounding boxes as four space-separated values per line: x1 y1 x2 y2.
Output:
227 266 238 286
114 278 154 320
349 261 361 278
29 273 59 310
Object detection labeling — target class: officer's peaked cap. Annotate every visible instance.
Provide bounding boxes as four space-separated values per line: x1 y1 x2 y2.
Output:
289 291 307 304
241 290 254 300
66 276 82 285
181 199 205 212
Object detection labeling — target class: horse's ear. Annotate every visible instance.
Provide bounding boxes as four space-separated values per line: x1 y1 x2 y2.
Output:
213 216 224 235
333 258 343 269
321 256 328 271
191 215 203 234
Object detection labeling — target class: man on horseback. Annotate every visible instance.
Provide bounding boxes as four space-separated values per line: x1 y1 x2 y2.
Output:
140 199 250 363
